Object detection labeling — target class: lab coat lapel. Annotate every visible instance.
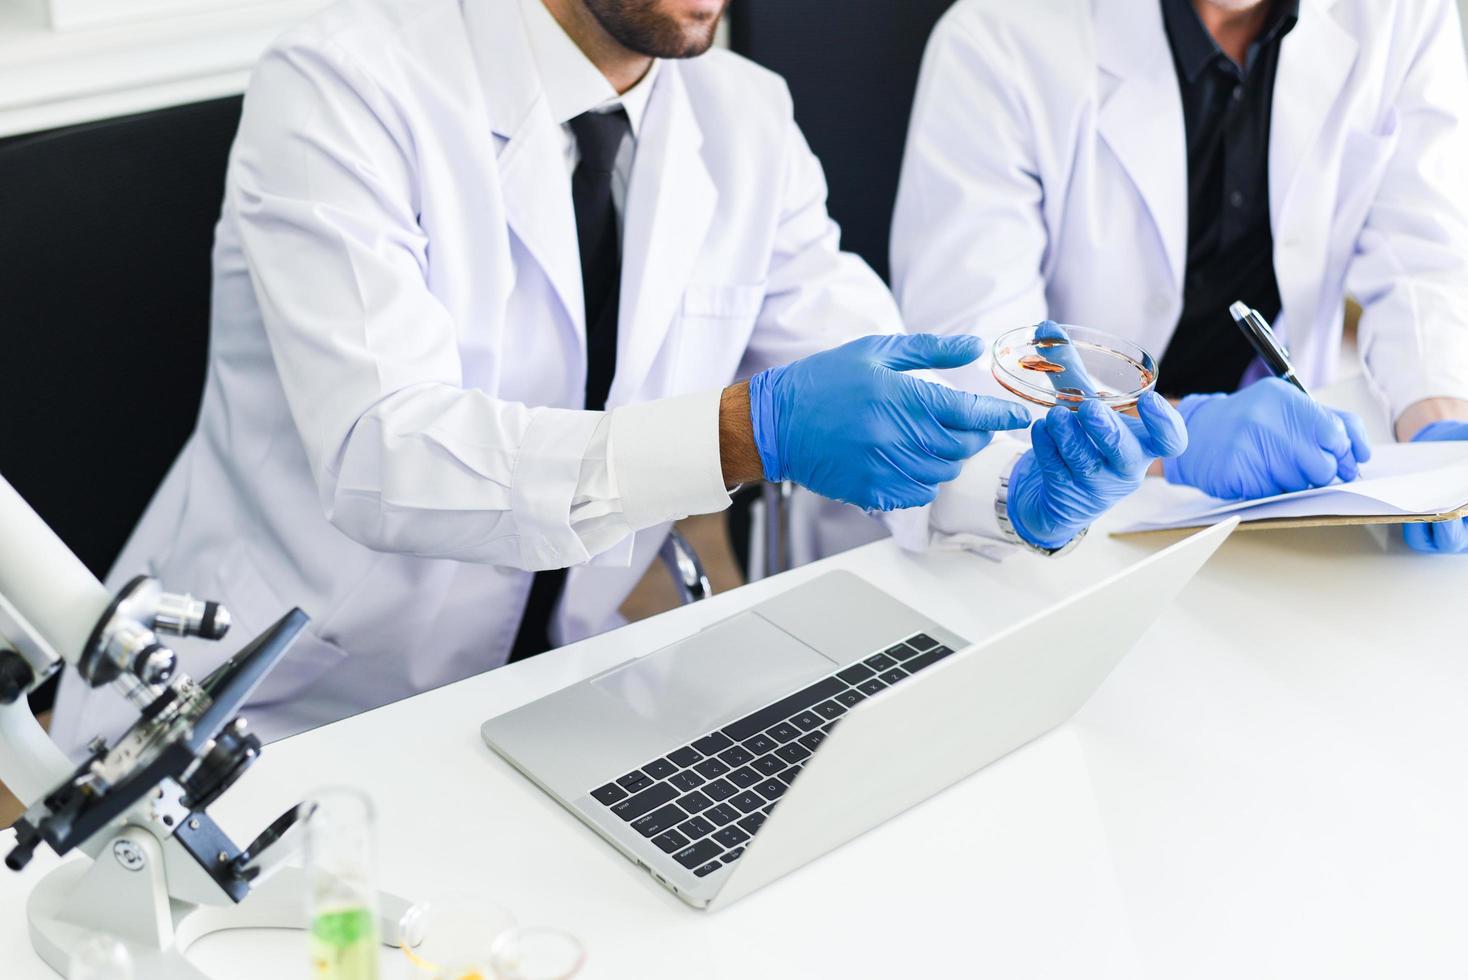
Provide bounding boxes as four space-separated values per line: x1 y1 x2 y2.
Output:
1269 0 1356 365
464 0 585 336
610 63 717 406
1270 0 1357 231
1093 0 1188 291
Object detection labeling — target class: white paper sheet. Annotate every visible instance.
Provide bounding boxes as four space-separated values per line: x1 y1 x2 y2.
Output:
1117 442 1468 533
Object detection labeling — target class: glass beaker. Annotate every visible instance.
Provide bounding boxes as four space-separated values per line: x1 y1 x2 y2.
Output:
305 787 382 980
397 894 517 979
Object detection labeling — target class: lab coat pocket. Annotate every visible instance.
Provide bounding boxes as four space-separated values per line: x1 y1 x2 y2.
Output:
1334 113 1400 235
672 282 766 388
214 543 348 706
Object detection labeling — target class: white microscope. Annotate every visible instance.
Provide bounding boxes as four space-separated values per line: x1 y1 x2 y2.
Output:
0 473 405 977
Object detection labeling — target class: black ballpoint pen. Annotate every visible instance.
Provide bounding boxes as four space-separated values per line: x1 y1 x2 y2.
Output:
1228 301 1310 397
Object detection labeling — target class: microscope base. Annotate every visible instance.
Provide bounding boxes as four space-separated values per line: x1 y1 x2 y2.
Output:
27 829 410 978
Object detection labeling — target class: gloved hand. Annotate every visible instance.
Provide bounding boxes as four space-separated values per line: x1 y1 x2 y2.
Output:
1007 392 1189 549
1403 420 1468 554
1164 378 1372 501
749 334 1031 511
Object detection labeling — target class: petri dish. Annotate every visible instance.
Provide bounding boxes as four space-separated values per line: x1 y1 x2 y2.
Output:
991 322 1157 411
397 894 517 979
491 926 586 980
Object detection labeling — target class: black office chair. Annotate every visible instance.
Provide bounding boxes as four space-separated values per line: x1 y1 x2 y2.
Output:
730 0 957 284
0 97 245 580
728 1 956 578
0 98 244 712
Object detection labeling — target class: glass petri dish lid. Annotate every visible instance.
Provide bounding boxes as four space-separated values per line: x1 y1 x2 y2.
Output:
991 322 1157 410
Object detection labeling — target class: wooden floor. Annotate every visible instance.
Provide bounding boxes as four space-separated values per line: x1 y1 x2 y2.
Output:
0 787 15 829
614 513 747 622
0 515 744 830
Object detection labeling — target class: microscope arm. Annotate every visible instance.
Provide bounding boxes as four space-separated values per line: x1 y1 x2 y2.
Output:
0 474 112 810
0 474 112 671
0 699 72 809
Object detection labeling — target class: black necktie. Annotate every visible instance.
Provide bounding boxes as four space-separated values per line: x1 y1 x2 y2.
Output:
569 107 630 411
508 108 632 664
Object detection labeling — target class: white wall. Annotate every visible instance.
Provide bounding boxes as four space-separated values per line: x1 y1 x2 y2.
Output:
1 1 1465 139
0 0 326 137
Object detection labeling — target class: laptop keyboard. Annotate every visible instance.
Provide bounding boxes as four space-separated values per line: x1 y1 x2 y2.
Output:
588 631 955 879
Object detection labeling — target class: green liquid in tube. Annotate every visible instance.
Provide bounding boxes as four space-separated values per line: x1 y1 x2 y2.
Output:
310 905 381 980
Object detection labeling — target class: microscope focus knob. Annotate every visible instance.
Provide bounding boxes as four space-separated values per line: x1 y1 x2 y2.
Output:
132 644 178 686
4 829 39 871
199 601 231 641
0 648 33 705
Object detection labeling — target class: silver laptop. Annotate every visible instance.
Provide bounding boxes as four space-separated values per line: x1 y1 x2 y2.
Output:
482 519 1237 910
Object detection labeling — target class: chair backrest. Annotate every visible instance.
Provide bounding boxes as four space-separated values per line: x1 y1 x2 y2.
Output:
0 96 243 578
729 1 957 284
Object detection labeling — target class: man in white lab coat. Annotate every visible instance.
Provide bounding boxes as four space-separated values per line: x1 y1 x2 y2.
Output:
892 0 1468 553
52 0 1189 748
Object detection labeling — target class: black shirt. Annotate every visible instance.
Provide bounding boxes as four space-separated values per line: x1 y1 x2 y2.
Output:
1156 0 1300 397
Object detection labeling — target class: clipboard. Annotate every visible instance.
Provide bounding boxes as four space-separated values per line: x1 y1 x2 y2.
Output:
1111 442 1468 538
1111 503 1468 538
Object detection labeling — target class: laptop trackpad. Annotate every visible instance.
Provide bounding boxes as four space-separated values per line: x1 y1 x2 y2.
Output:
592 613 839 743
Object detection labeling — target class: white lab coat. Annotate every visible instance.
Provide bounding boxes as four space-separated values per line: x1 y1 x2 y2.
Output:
52 0 1016 749
891 0 1468 422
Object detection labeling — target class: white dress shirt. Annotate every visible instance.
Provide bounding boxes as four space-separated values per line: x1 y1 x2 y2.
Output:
515 0 733 563
523 0 659 230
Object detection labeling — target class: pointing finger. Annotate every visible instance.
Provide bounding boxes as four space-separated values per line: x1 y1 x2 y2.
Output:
866 333 986 372
900 374 1031 432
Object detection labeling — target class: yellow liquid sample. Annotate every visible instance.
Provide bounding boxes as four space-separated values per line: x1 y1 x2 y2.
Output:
311 906 381 980
401 943 492 980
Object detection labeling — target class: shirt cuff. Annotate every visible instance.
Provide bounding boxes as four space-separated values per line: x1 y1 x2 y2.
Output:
610 388 734 531
511 407 604 569
890 432 1029 560
572 415 636 567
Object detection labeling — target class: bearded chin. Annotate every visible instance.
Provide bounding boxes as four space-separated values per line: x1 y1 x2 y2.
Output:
582 0 725 59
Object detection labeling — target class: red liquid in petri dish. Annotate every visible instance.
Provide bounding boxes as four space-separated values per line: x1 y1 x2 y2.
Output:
1017 355 1065 374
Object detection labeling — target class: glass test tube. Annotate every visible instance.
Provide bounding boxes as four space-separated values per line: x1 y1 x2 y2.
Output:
305 787 382 980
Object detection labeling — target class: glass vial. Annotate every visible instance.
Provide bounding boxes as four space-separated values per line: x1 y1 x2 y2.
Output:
304 787 381 980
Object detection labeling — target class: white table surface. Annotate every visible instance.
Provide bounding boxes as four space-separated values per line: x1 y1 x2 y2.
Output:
4 379 1467 979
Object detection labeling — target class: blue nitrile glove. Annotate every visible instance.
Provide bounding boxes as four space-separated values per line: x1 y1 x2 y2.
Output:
1403 420 1468 554
1164 378 1372 501
748 334 1032 511
1006 392 1189 549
